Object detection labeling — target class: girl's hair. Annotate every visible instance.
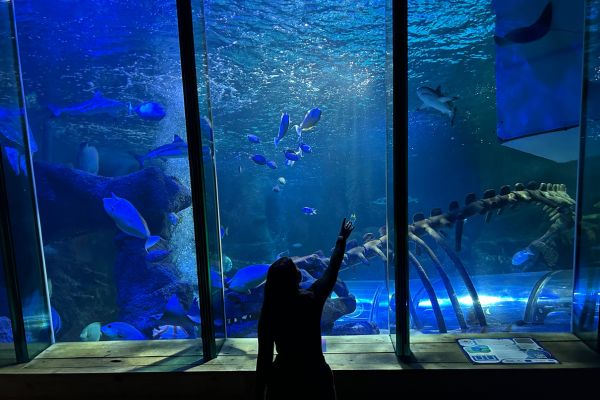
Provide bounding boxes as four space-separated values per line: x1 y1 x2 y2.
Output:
258 257 300 338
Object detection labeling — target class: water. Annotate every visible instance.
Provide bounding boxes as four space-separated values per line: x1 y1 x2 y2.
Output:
0 0 597 344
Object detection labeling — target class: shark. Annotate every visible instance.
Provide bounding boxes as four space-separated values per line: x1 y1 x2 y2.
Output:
133 135 188 166
416 85 458 125
47 91 128 117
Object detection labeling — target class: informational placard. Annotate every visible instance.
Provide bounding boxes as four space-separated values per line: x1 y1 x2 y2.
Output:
458 338 559 364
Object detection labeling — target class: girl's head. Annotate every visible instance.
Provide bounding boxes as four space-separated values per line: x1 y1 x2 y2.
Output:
264 257 301 300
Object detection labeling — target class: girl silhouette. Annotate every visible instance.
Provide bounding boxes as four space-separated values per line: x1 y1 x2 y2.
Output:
255 218 354 400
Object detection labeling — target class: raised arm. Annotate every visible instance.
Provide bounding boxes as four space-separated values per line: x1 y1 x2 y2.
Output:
310 218 354 302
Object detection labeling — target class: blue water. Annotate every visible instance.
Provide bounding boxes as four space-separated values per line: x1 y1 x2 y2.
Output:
0 0 595 342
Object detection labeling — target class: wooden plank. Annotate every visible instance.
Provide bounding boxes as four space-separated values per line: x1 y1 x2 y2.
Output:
410 332 580 343
38 340 203 359
22 356 201 369
541 341 600 364
219 338 393 355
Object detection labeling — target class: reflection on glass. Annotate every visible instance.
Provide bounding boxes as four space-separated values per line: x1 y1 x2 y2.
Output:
191 0 226 344
407 0 580 338
203 0 391 338
13 0 210 349
1 0 51 359
0 256 16 366
573 0 600 350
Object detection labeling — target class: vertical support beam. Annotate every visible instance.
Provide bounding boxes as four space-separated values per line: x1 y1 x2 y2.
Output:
393 0 411 360
176 0 216 360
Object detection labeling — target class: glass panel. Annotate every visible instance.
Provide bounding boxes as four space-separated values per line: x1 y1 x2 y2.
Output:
191 0 225 346
203 1 391 338
13 0 211 351
0 0 51 359
407 0 582 340
0 0 18 365
385 0 396 344
573 0 600 350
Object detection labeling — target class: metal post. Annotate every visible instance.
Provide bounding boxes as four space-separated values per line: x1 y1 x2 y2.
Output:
393 0 411 360
176 0 217 360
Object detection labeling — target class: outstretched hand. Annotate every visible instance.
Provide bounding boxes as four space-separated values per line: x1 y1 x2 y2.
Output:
339 218 354 240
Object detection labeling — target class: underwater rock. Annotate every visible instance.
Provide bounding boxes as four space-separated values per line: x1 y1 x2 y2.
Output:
322 294 357 330
291 254 328 277
114 235 195 335
33 161 191 242
331 321 380 335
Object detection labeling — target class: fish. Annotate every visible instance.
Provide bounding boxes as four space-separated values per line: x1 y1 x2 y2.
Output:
220 225 228 239
278 177 286 185
494 2 552 47
0 117 38 176
594 201 600 209
101 322 146 340
51 306 61 335
103 192 162 251
363 233 374 242
168 212 179 225
349 213 357 224
291 243 303 248
201 116 214 142
302 207 317 215
227 264 270 294
223 255 233 273
157 294 194 327
75 142 99 174
416 85 458 125
299 143 312 153
80 322 102 342
133 135 188 166
272 185 281 192
511 248 536 266
284 149 300 161
299 107 322 131
210 269 223 289
247 134 261 144
251 154 267 165
187 297 201 324
48 91 128 117
266 160 277 169
0 106 23 119
409 196 419 204
0 121 38 152
299 269 317 290
130 102 166 121
152 325 189 339
3 147 23 176
275 113 290 147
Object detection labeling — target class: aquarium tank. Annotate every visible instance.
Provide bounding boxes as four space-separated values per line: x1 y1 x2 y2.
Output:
402 0 599 339
0 0 598 357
